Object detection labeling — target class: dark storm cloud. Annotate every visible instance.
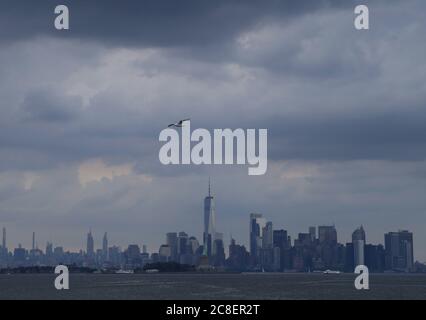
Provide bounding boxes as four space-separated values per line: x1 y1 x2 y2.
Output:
266 109 426 161
0 0 359 47
1 0 426 172
21 89 82 122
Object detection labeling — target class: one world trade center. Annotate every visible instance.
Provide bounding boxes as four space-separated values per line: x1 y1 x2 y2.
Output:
203 179 216 257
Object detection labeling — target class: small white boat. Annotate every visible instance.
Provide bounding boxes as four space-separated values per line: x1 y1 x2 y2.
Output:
323 269 341 274
145 269 159 274
115 269 134 274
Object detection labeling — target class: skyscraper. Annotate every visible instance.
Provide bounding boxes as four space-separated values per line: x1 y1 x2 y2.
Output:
178 231 189 256
365 244 385 273
0 227 6 263
32 231 35 250
166 232 178 262
159 245 171 262
203 179 216 257
262 222 273 250
309 226 316 242
249 213 266 266
87 230 94 258
102 232 108 261
318 226 337 244
188 237 200 255
2 227 6 250
261 221 274 269
227 238 250 271
273 229 288 250
385 230 414 272
399 230 414 271
352 226 366 268
46 242 53 257
212 238 225 267
126 244 141 267
318 225 338 268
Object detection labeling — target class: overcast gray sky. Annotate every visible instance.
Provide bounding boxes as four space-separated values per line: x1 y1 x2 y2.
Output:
0 0 426 261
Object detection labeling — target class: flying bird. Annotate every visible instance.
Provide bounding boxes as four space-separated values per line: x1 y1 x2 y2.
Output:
168 119 190 128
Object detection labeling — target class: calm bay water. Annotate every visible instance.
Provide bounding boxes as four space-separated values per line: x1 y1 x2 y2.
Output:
0 273 425 300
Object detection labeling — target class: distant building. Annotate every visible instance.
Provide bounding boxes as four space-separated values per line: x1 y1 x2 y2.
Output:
45 242 53 256
31 232 36 251
309 226 316 242
212 238 225 267
318 226 337 244
203 180 216 257
0 227 7 266
188 237 200 255
102 232 108 262
86 230 94 258
352 226 366 268
249 213 266 267
54 246 64 262
14 245 26 265
318 226 338 269
108 246 121 266
273 230 288 249
178 232 189 256
293 230 316 272
365 244 385 273
273 229 290 271
226 238 249 271
159 245 171 262
262 222 273 250
385 230 414 272
2 227 6 250
125 244 141 267
166 232 178 262
260 222 274 270
345 243 354 272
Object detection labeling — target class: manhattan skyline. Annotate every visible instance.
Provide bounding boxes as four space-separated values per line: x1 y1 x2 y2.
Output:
0 181 422 267
0 0 426 262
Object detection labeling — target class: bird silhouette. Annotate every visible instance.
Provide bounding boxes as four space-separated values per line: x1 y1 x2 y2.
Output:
168 119 190 128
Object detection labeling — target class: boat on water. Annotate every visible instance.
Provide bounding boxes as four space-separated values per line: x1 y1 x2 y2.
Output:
115 269 134 274
323 269 341 274
145 269 159 274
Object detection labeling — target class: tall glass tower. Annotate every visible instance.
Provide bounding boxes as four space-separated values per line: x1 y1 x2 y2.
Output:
2 227 6 250
87 229 94 258
352 226 366 267
250 213 266 266
203 179 216 257
102 232 108 261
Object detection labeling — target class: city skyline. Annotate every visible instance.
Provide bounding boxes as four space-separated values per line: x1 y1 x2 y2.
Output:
1 0 426 262
0 182 421 272
0 225 418 261
0 222 418 273
0 182 423 263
